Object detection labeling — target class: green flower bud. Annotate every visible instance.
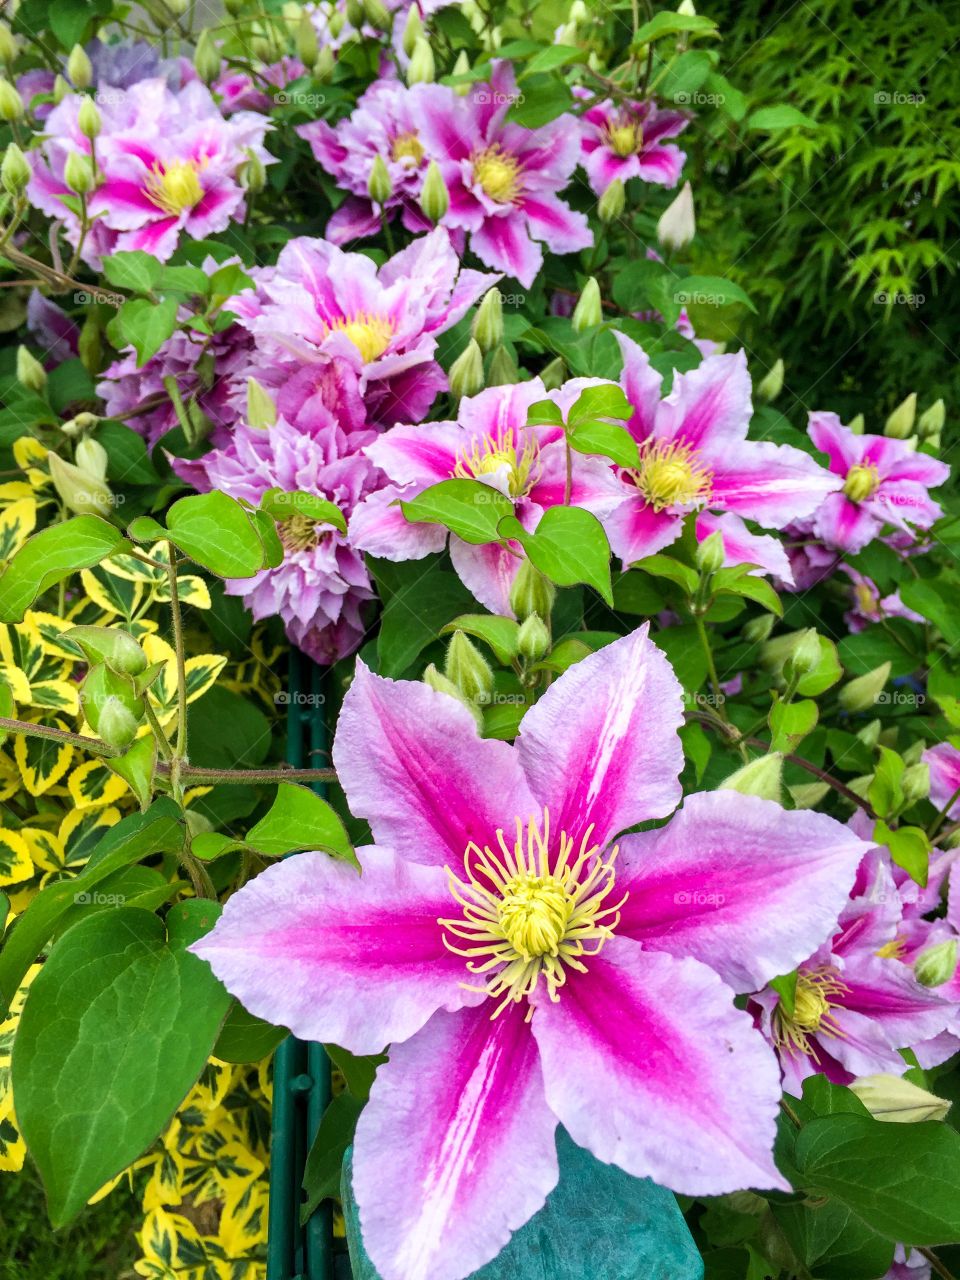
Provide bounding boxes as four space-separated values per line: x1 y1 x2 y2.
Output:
67 625 148 676
96 698 142 749
363 0 393 30
165 0 191 14
597 178 625 223
448 339 484 399
850 1074 951 1123
695 530 725 575
445 630 494 705
742 613 775 645
61 411 99 438
367 153 393 206
656 180 694 251
314 45 335 81
901 761 930 804
419 159 449 223
756 358 784 403
16 345 46 393
77 95 101 139
297 11 319 65
719 753 784 803
66 44 93 90
487 345 518 387
52 75 69 106
783 628 821 682
571 277 602 332
471 288 503 353
539 356 566 392
517 613 550 662
81 663 146 748
884 392 916 439
64 150 95 195
78 318 103 375
677 0 697 13
915 938 958 988
847 412 865 435
925 431 942 451
1 143 30 196
194 30 222 85
451 50 471 96
856 718 882 747
75 436 108 480
406 37 435 85
838 661 891 713
345 0 364 27
402 5 423 57
0 78 24 122
239 147 266 194
224 0 246 13
788 781 831 809
918 398 945 439
423 662 483 730
47 452 114 517
509 558 556 621
247 376 277 429
0 23 17 66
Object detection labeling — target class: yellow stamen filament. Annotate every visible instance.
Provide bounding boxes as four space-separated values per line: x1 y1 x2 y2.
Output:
321 312 396 364
391 131 424 164
773 966 849 1058
843 463 880 503
143 158 205 216
605 120 643 158
471 144 522 204
627 438 713 512
875 937 907 960
278 513 323 553
439 811 626 1020
452 428 541 499
854 581 879 616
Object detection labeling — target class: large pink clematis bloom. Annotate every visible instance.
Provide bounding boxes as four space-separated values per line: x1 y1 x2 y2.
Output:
807 412 950 553
193 626 871 1280
348 377 625 614
924 742 960 820
603 334 841 568
415 63 592 287
577 91 689 195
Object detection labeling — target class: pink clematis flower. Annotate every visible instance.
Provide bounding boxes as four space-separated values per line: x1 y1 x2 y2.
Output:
230 227 498 429
807 412 950 553
577 91 688 195
842 566 924 633
415 63 592 287
603 334 841 569
924 742 960 821
348 377 625 614
193 626 872 1280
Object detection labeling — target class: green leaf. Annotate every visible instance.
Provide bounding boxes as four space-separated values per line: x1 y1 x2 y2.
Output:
214 1004 286 1064
900 578 960 645
0 517 129 622
673 276 756 313
245 781 355 864
633 11 717 40
519 44 583 77
498 508 613 605
770 969 799 1017
324 1045 385 1102
105 734 156 810
505 76 573 127
868 746 905 819
12 901 230 1225
440 614 520 665
102 251 162 293
259 487 347 535
372 556 474 678
769 697 819 752
632 553 699 595
48 0 111 48
566 384 633 426
301 1092 363 1222
713 567 783 616
400 478 513 545
128 492 271 577
797 636 843 697
748 104 817 130
772 1199 894 1280
568 420 640 468
658 49 714 101
105 297 179 366
873 820 929 887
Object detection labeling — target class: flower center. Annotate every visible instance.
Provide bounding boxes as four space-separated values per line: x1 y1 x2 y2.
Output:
854 581 879 615
322 312 395 363
452 428 541 498
471 144 522 204
278 513 323 553
143 159 205 216
606 120 643 157
627 439 712 512
773 966 849 1057
439 811 625 1019
843 463 880 503
391 131 424 165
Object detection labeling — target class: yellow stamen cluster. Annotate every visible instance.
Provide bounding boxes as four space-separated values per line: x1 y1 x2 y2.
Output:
875 937 907 960
452 428 541 498
322 312 396 364
278 513 323 553
143 159 205 216
843 463 880 503
628 438 713 512
606 120 643 158
472 144 522 204
773 966 849 1057
391 131 424 165
439 811 625 1019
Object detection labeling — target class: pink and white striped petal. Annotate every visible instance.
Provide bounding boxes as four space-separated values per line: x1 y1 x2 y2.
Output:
655 350 753 452
707 438 841 528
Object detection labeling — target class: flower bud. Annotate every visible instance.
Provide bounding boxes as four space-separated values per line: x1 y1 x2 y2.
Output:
165 0 191 13
598 178 625 223
16 345 46 393
75 436 108 480
67 625 148 676
367 153 393 206
239 147 266 194
847 412 865 435
539 356 566 391
77 95 101 139
901 761 930 804
918 398 945 439
48 452 114 517
569 0 589 21
67 44 93 90
720 753 784 803
925 431 942 451
194 30 222 84
419 159 449 223
451 50 471 96
402 5 423 57
756 358 784 403
52 74 69 105
1 143 30 196
448 339 484 399
915 938 958 988
572 277 602 332
297 11 319 65
423 662 483 730
314 45 335 81
742 613 775 645
472 288 503 353
81 664 146 749
64 150 95 195
850 1074 950 1123
657 180 695 251
61 411 99 438
345 0 364 27
517 613 550 662
884 392 916 439
247 376 277 429
855 718 881 748
363 0 393 29
487 345 518 386
0 77 23 122
695 529 725 575
445 630 494 706
0 23 17 66
788 781 831 809
96 698 143 749
78 318 103 375
838 661 891 713
510 558 556 621
677 0 697 13
406 37 435 84
783 628 821 683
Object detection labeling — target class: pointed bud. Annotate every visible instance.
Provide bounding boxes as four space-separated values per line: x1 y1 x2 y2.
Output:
52 74 69 105
423 662 483 729
472 288 504 353
165 0 190 13
742 613 775 645
572 277 602 332
569 0 589 20
239 147 266 194
788 781 832 809
0 24 17 66
783 628 821 682
0 78 23 122
64 150 95 195
657 180 695 251
297 11 319 65
77 95 101 139
419 159 449 223
915 938 958 988
1 143 30 196
838 661 891 713
95 698 142 749
510 558 556 621
448 339 484 399
901 761 930 804
756 358 784 403
598 178 625 223
517 613 550 662
247 376 277 429
677 0 697 13
61 411 99 438
16 345 46 393
539 356 566 392
48 452 114 517
850 1074 950 1123
856 718 882 747
487 345 518 386
918 398 945 439
402 5 423 55
406 36 435 84
80 664 145 748
314 45 335 81
363 0 393 29
194 29 222 84
451 50 471 95
67 44 93 90
445 630 494 706
78 318 103 374
695 529 725 575
720 753 784 803
345 0 364 27
75 436 108 480
925 431 942 451
847 412 865 434
66 625 148 676
884 392 916 439
368 153 393 206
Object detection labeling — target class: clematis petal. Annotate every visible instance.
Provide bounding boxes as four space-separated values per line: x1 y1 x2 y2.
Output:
655 350 753 451
605 493 683 564
189 847 480 1054
352 1002 558 1280
615 791 868 992
808 410 863 473
695 510 794 583
813 490 879 553
332 661 536 867
924 743 960 818
449 536 524 617
614 331 663 443
532 938 788 1194
835 955 954 1049
470 214 542 290
706 439 841 528
516 624 684 849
